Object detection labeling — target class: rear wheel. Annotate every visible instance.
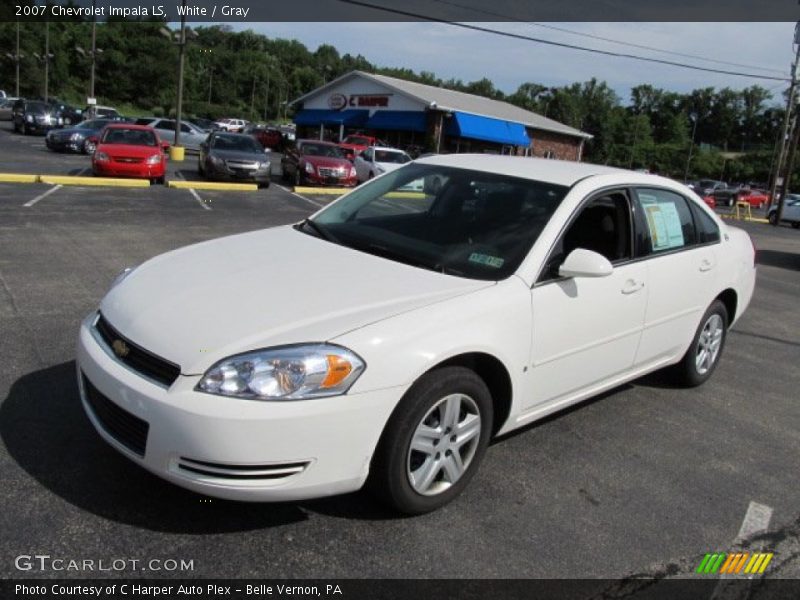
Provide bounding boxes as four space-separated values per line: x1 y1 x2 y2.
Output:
768 211 778 225
670 300 728 387
369 366 493 514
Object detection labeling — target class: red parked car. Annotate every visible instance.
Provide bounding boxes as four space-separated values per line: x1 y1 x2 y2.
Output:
338 134 386 161
281 139 357 187
702 195 716 210
245 125 284 151
735 188 770 209
91 124 169 184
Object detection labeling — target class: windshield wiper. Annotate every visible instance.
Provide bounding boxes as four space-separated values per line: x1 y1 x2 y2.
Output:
298 218 339 244
355 242 462 276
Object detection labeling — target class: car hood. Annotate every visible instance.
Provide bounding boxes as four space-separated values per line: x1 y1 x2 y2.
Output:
303 156 352 169
210 149 266 162
375 161 406 173
97 143 160 158
100 226 491 375
57 125 96 135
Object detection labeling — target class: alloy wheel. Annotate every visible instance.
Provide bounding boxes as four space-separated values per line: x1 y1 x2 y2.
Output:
407 393 481 496
695 314 723 375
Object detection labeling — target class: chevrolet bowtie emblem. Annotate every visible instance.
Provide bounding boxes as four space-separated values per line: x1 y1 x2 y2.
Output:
112 339 130 358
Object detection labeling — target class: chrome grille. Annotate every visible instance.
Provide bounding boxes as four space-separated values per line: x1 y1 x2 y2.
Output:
177 457 310 480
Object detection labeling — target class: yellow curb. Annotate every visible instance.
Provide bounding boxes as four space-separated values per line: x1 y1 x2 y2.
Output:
719 214 769 224
293 186 350 195
0 173 39 183
167 180 258 191
385 191 427 199
38 175 151 187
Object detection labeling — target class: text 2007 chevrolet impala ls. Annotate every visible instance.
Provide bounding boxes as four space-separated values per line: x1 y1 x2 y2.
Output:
77 155 755 514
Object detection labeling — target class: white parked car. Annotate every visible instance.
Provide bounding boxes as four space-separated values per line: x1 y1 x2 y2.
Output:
767 195 800 228
214 118 247 132
76 156 756 514
353 146 412 183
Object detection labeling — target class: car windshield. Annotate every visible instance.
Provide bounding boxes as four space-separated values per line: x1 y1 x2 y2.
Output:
101 128 157 146
211 135 261 153
305 164 568 280
302 143 345 158
84 119 110 129
374 150 410 164
28 102 49 113
345 136 371 145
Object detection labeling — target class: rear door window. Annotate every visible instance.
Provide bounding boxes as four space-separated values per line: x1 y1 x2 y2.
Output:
634 188 697 254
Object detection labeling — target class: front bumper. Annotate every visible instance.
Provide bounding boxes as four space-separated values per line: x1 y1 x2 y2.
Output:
304 171 357 187
93 161 165 179
76 313 399 501
206 161 271 184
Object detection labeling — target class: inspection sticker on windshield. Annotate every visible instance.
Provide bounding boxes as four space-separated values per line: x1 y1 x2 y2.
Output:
469 253 505 268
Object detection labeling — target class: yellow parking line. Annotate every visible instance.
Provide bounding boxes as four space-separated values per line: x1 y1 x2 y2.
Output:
0 173 39 183
38 175 150 187
167 180 257 191
719 214 769 224
293 186 350 195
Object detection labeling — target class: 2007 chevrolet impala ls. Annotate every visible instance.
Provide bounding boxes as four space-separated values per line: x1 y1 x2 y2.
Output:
77 155 755 514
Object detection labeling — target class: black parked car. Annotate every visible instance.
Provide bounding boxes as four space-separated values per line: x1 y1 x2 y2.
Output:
198 132 271 187
48 100 84 126
45 118 114 154
12 99 63 135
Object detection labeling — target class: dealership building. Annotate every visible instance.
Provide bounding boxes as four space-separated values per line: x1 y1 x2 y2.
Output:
290 70 591 160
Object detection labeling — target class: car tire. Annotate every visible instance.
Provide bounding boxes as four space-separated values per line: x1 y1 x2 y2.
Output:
670 300 728 388
82 139 96 155
368 171 374 179
768 212 778 225
258 181 270 189
369 366 493 515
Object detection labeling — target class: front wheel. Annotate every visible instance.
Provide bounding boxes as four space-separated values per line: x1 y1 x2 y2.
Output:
369 366 493 514
768 212 778 225
670 300 728 387
83 139 96 154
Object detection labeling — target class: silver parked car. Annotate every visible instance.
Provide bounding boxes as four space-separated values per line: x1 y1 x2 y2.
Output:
135 118 208 152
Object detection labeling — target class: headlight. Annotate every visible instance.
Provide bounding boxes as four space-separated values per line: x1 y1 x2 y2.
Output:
145 153 162 165
258 160 270 170
196 344 366 400
25 114 34 123
210 155 224 166
110 266 136 290
304 162 315 174
94 151 110 161
70 132 85 141
349 166 357 177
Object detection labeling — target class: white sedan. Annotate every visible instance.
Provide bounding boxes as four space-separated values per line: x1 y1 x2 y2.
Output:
767 195 800 228
353 146 412 183
76 155 756 514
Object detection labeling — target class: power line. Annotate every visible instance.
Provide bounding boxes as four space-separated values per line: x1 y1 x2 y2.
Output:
336 0 791 82
426 0 788 75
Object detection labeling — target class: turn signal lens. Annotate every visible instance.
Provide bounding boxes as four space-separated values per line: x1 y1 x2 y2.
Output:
322 355 353 388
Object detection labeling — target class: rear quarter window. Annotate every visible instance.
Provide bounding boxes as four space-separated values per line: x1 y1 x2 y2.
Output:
690 203 721 244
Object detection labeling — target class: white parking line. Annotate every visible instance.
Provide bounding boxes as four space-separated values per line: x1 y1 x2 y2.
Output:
23 185 62 207
173 171 211 211
710 501 773 600
276 184 324 208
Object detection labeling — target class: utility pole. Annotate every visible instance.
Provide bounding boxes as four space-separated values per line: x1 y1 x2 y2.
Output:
174 0 187 147
90 0 97 98
44 21 49 102
776 109 800 225
15 21 21 97
768 22 800 217
683 112 699 182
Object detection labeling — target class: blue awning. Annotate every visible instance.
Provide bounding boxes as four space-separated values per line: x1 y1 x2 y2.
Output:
445 112 531 146
293 109 369 127
365 110 427 132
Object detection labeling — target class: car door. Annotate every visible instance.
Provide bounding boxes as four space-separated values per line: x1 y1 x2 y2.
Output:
632 187 720 367
354 150 370 181
527 189 648 408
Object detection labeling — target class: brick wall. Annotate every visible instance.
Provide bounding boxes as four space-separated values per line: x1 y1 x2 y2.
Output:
528 129 584 161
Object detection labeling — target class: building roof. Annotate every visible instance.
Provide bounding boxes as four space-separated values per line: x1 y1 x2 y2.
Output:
292 70 593 140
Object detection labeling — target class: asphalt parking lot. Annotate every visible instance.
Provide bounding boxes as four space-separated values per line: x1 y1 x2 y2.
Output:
0 124 798 582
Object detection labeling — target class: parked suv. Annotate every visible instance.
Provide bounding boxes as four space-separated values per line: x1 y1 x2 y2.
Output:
12 99 63 134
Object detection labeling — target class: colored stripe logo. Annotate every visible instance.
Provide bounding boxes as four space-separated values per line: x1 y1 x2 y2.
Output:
696 552 773 574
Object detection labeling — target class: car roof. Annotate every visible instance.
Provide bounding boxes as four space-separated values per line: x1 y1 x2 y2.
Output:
413 154 631 187
298 138 339 146
103 123 154 131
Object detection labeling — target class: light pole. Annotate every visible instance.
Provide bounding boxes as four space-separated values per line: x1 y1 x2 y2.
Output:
90 0 97 98
161 5 196 148
7 22 24 97
683 112 699 183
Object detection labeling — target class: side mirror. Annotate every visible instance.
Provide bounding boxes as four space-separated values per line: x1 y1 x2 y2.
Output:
558 248 613 279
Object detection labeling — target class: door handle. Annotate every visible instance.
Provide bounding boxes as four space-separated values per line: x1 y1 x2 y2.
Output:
699 259 715 272
621 280 645 295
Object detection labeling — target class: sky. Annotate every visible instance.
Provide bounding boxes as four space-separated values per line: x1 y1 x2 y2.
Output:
233 22 796 105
